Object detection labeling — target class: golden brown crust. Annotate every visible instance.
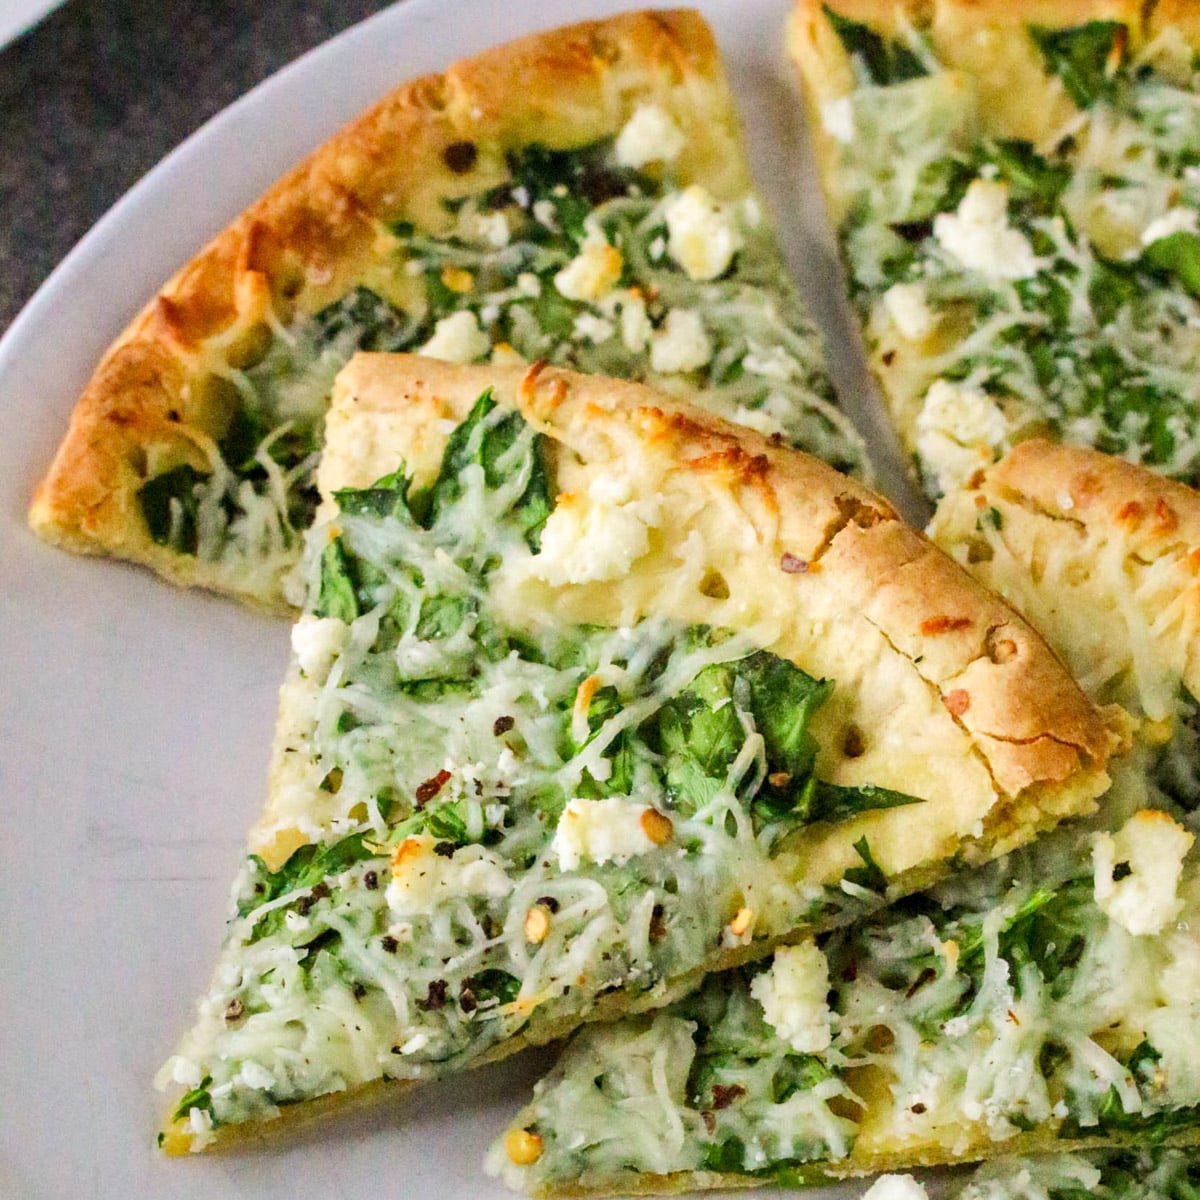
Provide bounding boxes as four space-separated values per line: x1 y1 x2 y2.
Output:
31 9 750 607
333 354 1111 796
931 439 1200 710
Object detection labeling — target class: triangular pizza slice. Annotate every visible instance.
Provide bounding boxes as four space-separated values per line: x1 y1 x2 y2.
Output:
30 9 865 612
490 441 1200 1197
788 0 1200 500
155 357 1110 1152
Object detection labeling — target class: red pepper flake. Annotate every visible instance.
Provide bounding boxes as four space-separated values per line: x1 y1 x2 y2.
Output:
415 769 452 807
417 980 448 1011
711 1084 746 1110
920 615 972 636
649 903 667 942
780 552 808 574
1153 497 1179 536
701 1111 717 1134
945 688 970 717
1007 1008 1020 1025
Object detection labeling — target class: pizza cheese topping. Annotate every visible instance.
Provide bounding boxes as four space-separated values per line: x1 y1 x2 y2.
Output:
154 389 912 1143
820 14 1200 496
135 108 866 602
490 705 1200 1191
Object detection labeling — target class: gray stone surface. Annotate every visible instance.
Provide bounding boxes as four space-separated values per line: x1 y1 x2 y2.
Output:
0 0 395 334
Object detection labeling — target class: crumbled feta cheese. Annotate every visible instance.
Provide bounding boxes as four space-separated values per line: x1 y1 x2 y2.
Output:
648 235 666 261
861 1176 929 1200
532 199 558 229
238 1060 276 1091
528 475 660 586
516 272 541 297
185 1106 215 1151
618 293 653 353
933 180 1040 281
662 185 743 281
749 940 834 1054
554 225 623 302
742 343 800 382
881 281 938 341
418 310 490 363
461 208 510 248
573 312 615 344
290 615 347 681
1092 810 1193 936
551 797 656 872
164 1055 203 1090
1141 205 1199 245
650 308 712 374
915 379 1008 494
820 96 855 144
614 103 685 168
386 835 512 917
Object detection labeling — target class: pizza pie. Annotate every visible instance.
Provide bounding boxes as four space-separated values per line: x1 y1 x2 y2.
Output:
153 355 1110 1152
788 0 1200 500
490 442 1200 1196
29 10 865 613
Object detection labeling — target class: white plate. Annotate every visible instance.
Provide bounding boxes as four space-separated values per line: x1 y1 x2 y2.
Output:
0 2 918 1197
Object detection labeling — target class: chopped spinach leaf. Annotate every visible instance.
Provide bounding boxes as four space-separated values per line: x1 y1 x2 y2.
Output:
1143 230 1200 297
416 390 552 551
313 536 359 624
334 467 414 521
171 1075 215 1123
313 286 417 352
823 6 928 86
844 836 887 892
139 463 207 553
1030 21 1126 109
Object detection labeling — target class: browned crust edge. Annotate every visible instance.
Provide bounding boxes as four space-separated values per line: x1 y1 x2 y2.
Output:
29 9 747 608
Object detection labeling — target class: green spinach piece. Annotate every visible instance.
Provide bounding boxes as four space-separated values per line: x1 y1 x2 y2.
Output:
139 463 207 553
984 139 1071 214
1030 21 1126 109
844 836 887 892
313 536 359 624
481 142 651 240
823 6 928 86
416 389 552 550
171 1075 215 1123
1144 230 1200 298
313 286 418 352
333 467 414 521
239 831 373 927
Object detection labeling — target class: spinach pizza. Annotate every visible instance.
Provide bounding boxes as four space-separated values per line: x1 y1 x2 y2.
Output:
790 0 1200 499
154 356 1110 1152
30 10 864 612
491 442 1200 1196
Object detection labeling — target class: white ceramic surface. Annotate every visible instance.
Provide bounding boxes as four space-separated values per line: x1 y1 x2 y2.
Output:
0 2 922 1197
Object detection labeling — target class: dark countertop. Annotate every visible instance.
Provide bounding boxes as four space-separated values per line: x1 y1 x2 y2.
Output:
0 0 396 335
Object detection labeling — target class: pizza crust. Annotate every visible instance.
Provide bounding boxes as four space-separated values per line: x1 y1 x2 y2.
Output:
30 9 750 609
930 439 1200 719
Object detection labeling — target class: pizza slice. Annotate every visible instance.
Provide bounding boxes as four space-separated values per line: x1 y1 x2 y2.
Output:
788 0 1200 500
490 441 1200 1196
815 1145 1198 1200
30 10 866 612
155 357 1110 1152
